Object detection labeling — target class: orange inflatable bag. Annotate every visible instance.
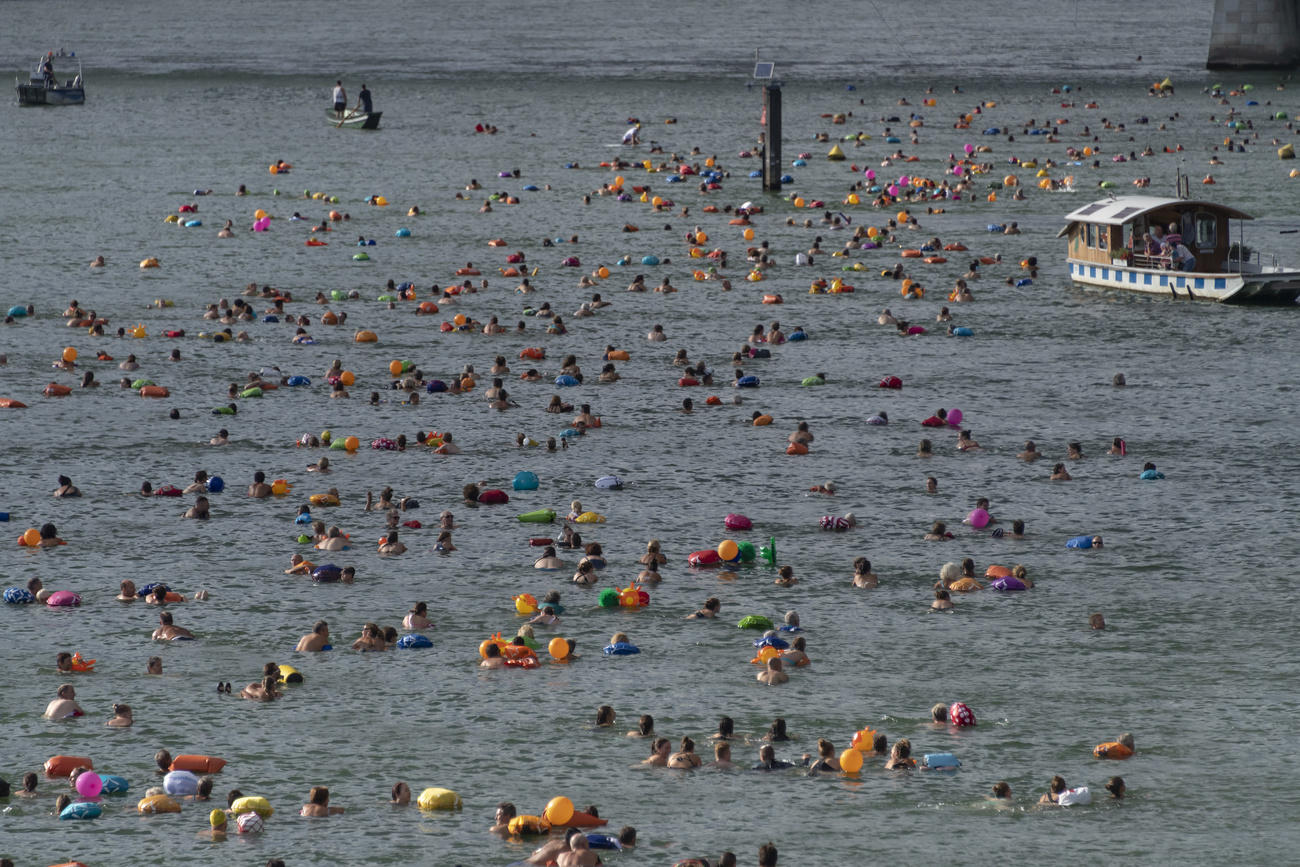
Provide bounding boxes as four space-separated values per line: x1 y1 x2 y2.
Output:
45 755 93 777
1093 742 1133 760
170 754 227 773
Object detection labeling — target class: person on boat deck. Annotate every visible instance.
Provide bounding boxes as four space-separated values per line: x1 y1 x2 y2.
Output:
356 83 372 116
1173 242 1196 271
40 52 54 85
332 80 346 115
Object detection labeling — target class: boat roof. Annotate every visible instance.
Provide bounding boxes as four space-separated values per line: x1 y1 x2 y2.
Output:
1062 196 1253 227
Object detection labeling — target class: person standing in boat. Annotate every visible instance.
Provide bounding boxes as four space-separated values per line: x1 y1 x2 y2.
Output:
332 80 347 117
40 52 54 87
356 83 373 117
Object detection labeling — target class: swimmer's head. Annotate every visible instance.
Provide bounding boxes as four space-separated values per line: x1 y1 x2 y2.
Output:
210 808 227 828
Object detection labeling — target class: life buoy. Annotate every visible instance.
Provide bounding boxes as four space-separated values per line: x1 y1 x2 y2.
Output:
519 347 546 360
43 383 72 397
306 239 328 247
761 294 782 304
605 349 630 361
786 442 809 455
901 249 922 258
354 330 378 343
923 256 947 264
752 414 773 426
678 377 700 387
0 398 28 408
603 642 640 655
139 385 170 398
943 243 968 251
170 754 227 774
45 755 93 777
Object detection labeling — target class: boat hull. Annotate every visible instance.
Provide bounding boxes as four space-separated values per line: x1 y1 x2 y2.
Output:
1067 259 1300 305
16 81 84 106
325 109 381 130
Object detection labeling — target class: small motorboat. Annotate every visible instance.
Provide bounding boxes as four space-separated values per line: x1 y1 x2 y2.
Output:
326 108 381 130
16 57 84 106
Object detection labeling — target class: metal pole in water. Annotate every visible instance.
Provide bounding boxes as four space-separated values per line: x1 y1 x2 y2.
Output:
763 83 782 193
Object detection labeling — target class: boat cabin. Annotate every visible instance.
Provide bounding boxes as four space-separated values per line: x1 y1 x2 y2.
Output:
1059 196 1248 272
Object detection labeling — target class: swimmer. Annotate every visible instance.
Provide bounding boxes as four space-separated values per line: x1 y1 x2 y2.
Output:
637 562 662 583
351 622 387 651
810 480 837 495
1037 775 1069 806
774 565 798 587
667 736 703 769
118 579 138 602
804 738 842 773
757 657 788 684
53 475 81 498
43 683 84 719
1105 776 1126 799
404 602 432 629
1050 463 1072 481
753 744 793 770
931 589 953 610
300 786 345 816
957 429 981 450
885 738 916 770
628 714 655 738
240 673 281 701
642 737 671 766
705 741 737 770
1067 441 1086 460
152 611 195 640
1018 440 1042 461
480 644 504 668
687 597 721 619
917 439 933 457
572 560 597 586
106 702 134 727
146 656 163 674
780 636 810 667
990 781 1013 802
295 620 331 651
924 521 951 541
378 530 406 556
1090 613 1107 630
489 801 516 833
852 557 878 588
925 476 938 493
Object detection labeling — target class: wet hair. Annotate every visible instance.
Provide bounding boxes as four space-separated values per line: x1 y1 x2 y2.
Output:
1049 775 1067 794
308 786 329 805
759 842 779 867
931 702 948 722
1105 776 1125 798
637 714 654 735
992 781 1011 798
595 705 615 725
767 718 788 740
717 716 734 737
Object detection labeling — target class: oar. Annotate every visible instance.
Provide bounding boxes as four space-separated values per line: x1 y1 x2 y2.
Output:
336 109 358 129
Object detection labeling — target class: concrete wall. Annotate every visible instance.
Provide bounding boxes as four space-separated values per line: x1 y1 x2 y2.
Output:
1208 0 1300 68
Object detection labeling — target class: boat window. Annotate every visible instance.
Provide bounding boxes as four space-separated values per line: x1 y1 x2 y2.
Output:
1095 224 1109 250
1085 223 1095 248
1195 213 1216 250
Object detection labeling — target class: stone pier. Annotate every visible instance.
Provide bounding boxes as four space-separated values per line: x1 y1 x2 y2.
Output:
1208 0 1300 69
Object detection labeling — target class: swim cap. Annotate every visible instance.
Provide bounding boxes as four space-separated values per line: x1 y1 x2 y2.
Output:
210 809 227 827
236 811 264 833
320 430 331 442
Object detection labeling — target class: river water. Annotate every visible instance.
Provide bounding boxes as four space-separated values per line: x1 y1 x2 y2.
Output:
2 1 1299 865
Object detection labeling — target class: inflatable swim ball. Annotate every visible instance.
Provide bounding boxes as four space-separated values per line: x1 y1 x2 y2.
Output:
544 796 574 825
513 471 540 491
206 476 225 493
840 748 864 773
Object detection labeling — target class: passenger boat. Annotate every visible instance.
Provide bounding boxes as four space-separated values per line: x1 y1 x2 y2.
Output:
16 60 84 106
326 109 381 130
1060 192 1300 304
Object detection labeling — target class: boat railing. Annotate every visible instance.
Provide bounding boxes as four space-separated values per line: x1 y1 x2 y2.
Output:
1129 253 1170 270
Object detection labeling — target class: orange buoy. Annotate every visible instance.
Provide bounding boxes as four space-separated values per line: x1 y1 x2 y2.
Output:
786 442 809 456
